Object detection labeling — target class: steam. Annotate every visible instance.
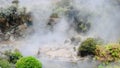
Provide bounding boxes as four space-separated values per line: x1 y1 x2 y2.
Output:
16 0 76 56
74 0 120 42
0 0 119 56
0 0 120 68
1 0 120 45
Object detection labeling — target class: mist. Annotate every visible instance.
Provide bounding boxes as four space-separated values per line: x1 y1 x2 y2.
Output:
0 0 120 68
10 0 120 58
74 0 120 42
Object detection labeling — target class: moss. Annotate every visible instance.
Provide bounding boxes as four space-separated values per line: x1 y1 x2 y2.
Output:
16 56 42 68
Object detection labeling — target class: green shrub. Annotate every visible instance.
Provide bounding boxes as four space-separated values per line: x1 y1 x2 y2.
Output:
78 38 98 57
5 50 23 64
0 59 11 68
16 56 42 68
50 13 59 18
106 44 120 61
95 45 113 63
95 43 120 63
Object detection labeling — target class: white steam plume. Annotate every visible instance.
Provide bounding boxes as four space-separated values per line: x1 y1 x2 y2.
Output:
73 0 120 42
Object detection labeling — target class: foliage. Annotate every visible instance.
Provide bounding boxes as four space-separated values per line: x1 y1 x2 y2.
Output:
95 44 120 63
16 56 42 68
78 38 98 57
78 23 90 32
0 59 11 68
98 63 120 68
95 45 113 63
106 44 120 61
5 50 23 64
50 13 59 18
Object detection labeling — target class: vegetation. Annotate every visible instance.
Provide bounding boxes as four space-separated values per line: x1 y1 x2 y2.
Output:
95 44 120 63
78 38 120 65
5 50 23 64
107 44 120 61
50 13 59 18
77 37 120 68
0 59 11 68
0 49 42 68
0 0 33 41
98 63 120 68
95 45 112 63
0 50 42 68
77 22 91 33
16 56 42 68
78 38 98 57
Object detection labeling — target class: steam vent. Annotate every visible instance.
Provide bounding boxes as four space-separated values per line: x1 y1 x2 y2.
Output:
0 0 120 68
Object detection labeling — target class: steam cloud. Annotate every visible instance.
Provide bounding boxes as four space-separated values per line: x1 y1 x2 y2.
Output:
74 0 120 42
0 0 120 56
0 0 120 68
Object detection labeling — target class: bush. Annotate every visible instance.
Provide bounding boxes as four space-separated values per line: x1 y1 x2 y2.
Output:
106 44 120 61
95 44 120 63
0 59 11 68
16 56 42 68
95 45 113 63
5 50 23 64
78 38 98 57
50 13 59 18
